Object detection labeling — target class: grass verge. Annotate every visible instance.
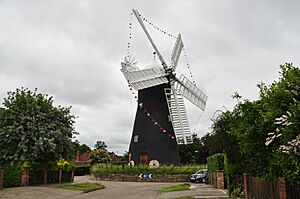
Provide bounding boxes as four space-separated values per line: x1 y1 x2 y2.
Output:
160 183 190 192
57 183 104 193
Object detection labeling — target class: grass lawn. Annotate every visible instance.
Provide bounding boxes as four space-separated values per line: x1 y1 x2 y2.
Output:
160 183 190 192
57 183 105 193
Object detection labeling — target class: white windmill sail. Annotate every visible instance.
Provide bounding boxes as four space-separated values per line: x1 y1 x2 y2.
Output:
165 88 193 145
121 62 168 90
175 74 208 111
170 34 184 71
132 9 168 70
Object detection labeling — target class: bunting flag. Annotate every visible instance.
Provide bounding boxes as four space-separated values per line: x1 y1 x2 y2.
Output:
182 48 196 85
138 102 176 140
126 12 134 58
128 84 138 100
136 11 177 39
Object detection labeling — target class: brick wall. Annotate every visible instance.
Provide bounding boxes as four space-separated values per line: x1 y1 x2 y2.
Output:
208 170 224 189
21 168 30 186
216 170 225 189
278 177 287 199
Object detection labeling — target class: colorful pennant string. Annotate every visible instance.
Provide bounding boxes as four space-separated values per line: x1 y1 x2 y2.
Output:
138 102 175 140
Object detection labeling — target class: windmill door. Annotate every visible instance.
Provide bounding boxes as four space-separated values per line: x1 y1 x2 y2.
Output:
139 153 148 165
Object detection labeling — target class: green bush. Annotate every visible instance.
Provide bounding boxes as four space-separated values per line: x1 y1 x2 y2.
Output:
3 164 21 188
207 153 224 171
1 160 75 187
29 162 47 185
29 169 44 185
224 153 235 195
270 151 300 185
48 161 59 171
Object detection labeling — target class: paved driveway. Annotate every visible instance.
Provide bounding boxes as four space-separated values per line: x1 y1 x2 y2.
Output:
0 176 229 199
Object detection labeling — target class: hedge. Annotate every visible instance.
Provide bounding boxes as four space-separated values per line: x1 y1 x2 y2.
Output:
3 164 22 188
207 153 224 171
91 164 206 174
2 160 75 187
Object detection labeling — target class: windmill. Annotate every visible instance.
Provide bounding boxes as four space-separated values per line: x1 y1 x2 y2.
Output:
121 9 208 165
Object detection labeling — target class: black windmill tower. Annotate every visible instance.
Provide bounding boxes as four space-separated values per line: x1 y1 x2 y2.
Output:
121 9 208 165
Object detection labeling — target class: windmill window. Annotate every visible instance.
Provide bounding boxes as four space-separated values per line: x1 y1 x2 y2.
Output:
134 135 139 143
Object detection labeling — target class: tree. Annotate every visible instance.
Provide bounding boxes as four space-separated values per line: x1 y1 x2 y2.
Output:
0 88 77 165
261 63 300 155
80 144 91 153
71 140 91 158
178 133 205 164
94 140 107 150
120 151 129 162
89 149 111 164
260 63 300 183
205 63 300 185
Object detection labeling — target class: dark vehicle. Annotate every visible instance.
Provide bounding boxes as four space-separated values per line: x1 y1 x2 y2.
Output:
189 169 208 183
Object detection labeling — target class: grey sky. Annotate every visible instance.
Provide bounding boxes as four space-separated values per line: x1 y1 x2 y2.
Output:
0 0 299 154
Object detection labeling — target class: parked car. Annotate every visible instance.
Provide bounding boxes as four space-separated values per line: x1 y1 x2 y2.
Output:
189 169 208 183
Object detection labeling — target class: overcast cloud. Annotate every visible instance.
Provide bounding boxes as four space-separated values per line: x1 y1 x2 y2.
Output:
0 0 299 154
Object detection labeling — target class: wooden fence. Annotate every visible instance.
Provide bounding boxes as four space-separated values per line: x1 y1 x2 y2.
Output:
286 184 300 199
248 177 279 199
239 174 300 199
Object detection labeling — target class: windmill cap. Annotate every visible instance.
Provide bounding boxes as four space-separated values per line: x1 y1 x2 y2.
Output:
143 63 164 70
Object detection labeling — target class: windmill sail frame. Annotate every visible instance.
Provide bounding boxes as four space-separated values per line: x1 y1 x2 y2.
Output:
165 88 193 145
171 34 184 71
175 74 208 111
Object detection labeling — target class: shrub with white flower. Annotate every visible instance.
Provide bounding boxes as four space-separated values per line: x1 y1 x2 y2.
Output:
265 110 299 155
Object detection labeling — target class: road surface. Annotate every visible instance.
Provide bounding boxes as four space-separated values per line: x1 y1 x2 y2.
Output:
0 175 229 199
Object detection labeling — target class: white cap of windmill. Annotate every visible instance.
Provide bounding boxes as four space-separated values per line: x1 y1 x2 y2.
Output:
121 9 208 145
